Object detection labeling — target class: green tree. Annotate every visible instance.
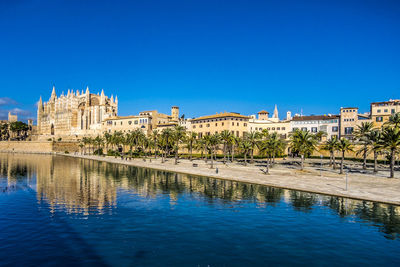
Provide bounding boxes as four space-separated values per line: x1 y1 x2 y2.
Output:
379 126 400 178
354 122 374 170
336 138 354 174
367 129 382 173
244 131 261 164
239 139 252 166
289 129 319 170
220 130 232 162
185 132 198 161
385 112 400 128
207 133 221 169
172 126 186 164
321 136 339 169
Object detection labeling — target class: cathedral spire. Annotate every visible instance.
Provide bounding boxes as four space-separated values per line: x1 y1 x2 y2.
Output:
273 104 279 119
100 89 105 105
110 94 114 103
50 86 56 100
86 86 90 95
115 95 118 104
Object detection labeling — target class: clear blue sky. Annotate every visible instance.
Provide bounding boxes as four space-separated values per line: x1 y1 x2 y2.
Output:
0 0 399 122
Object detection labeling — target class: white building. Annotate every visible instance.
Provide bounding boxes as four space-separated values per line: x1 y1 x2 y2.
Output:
291 115 339 140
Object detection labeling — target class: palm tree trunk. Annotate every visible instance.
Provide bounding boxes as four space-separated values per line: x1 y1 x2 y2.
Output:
329 151 333 167
300 154 304 170
244 152 247 166
210 148 214 169
223 144 226 162
363 147 367 170
340 151 344 174
390 149 395 178
333 153 336 169
373 151 378 173
175 148 178 165
250 149 254 164
190 145 193 161
231 144 235 162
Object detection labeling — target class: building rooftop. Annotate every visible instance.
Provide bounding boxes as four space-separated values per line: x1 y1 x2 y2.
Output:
292 115 339 121
258 110 269 114
191 112 250 121
104 115 149 121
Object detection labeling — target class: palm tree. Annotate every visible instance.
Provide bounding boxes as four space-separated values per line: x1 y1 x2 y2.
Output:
239 139 252 166
103 132 112 152
207 133 221 169
160 128 173 163
258 132 286 165
244 131 261 164
220 130 232 162
79 142 84 155
150 130 160 158
185 132 197 161
385 112 400 128
230 135 241 162
94 135 104 155
289 129 318 170
321 136 339 169
354 122 374 170
379 126 400 178
336 138 354 174
367 129 382 173
172 126 186 164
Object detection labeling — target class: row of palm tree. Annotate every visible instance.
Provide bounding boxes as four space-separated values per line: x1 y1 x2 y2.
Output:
319 115 400 177
78 113 400 177
79 127 287 169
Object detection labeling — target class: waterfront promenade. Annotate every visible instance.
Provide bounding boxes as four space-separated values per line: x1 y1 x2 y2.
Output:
63 153 400 206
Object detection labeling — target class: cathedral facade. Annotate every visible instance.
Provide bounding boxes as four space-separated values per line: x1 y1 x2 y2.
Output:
37 86 118 139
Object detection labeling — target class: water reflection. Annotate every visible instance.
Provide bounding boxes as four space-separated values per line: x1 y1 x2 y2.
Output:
1 153 400 240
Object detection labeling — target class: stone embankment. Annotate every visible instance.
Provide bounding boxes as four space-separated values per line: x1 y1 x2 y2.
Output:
63 153 400 206
0 141 79 154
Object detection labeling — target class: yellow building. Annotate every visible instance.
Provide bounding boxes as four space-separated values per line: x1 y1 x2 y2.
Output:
370 99 400 127
101 115 152 135
191 112 249 138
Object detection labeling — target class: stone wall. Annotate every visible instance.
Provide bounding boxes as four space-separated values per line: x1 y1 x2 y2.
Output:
0 141 79 154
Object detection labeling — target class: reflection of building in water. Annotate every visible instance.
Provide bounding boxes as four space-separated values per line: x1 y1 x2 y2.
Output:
36 157 117 215
1 153 400 239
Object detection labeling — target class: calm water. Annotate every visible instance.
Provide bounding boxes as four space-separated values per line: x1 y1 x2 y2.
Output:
0 154 399 266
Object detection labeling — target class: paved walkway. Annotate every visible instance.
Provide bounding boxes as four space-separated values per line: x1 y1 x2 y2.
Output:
63 153 400 205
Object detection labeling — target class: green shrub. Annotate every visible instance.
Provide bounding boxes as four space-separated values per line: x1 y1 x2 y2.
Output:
94 148 103 155
64 151 69 154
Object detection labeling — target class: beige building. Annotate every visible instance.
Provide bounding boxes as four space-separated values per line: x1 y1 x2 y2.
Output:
191 112 250 138
101 115 152 135
339 107 371 139
37 86 117 139
8 112 18 122
248 107 291 139
139 106 180 131
370 99 400 127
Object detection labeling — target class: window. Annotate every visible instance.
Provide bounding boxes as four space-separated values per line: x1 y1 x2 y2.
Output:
345 127 354 135
384 109 388 113
292 127 298 131
392 109 396 114
200 124 203 128
134 120 138 125
377 109 381 113
244 123 247 126
222 122 224 126
206 123 210 127
120 122 123 125
301 127 307 131
232 122 234 126
282 127 285 130
332 126 338 132
193 125 196 129
277 127 280 130
128 121 132 125
215 123 218 126
311 127 317 133
272 127 275 130
237 122 239 126
376 117 383 122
